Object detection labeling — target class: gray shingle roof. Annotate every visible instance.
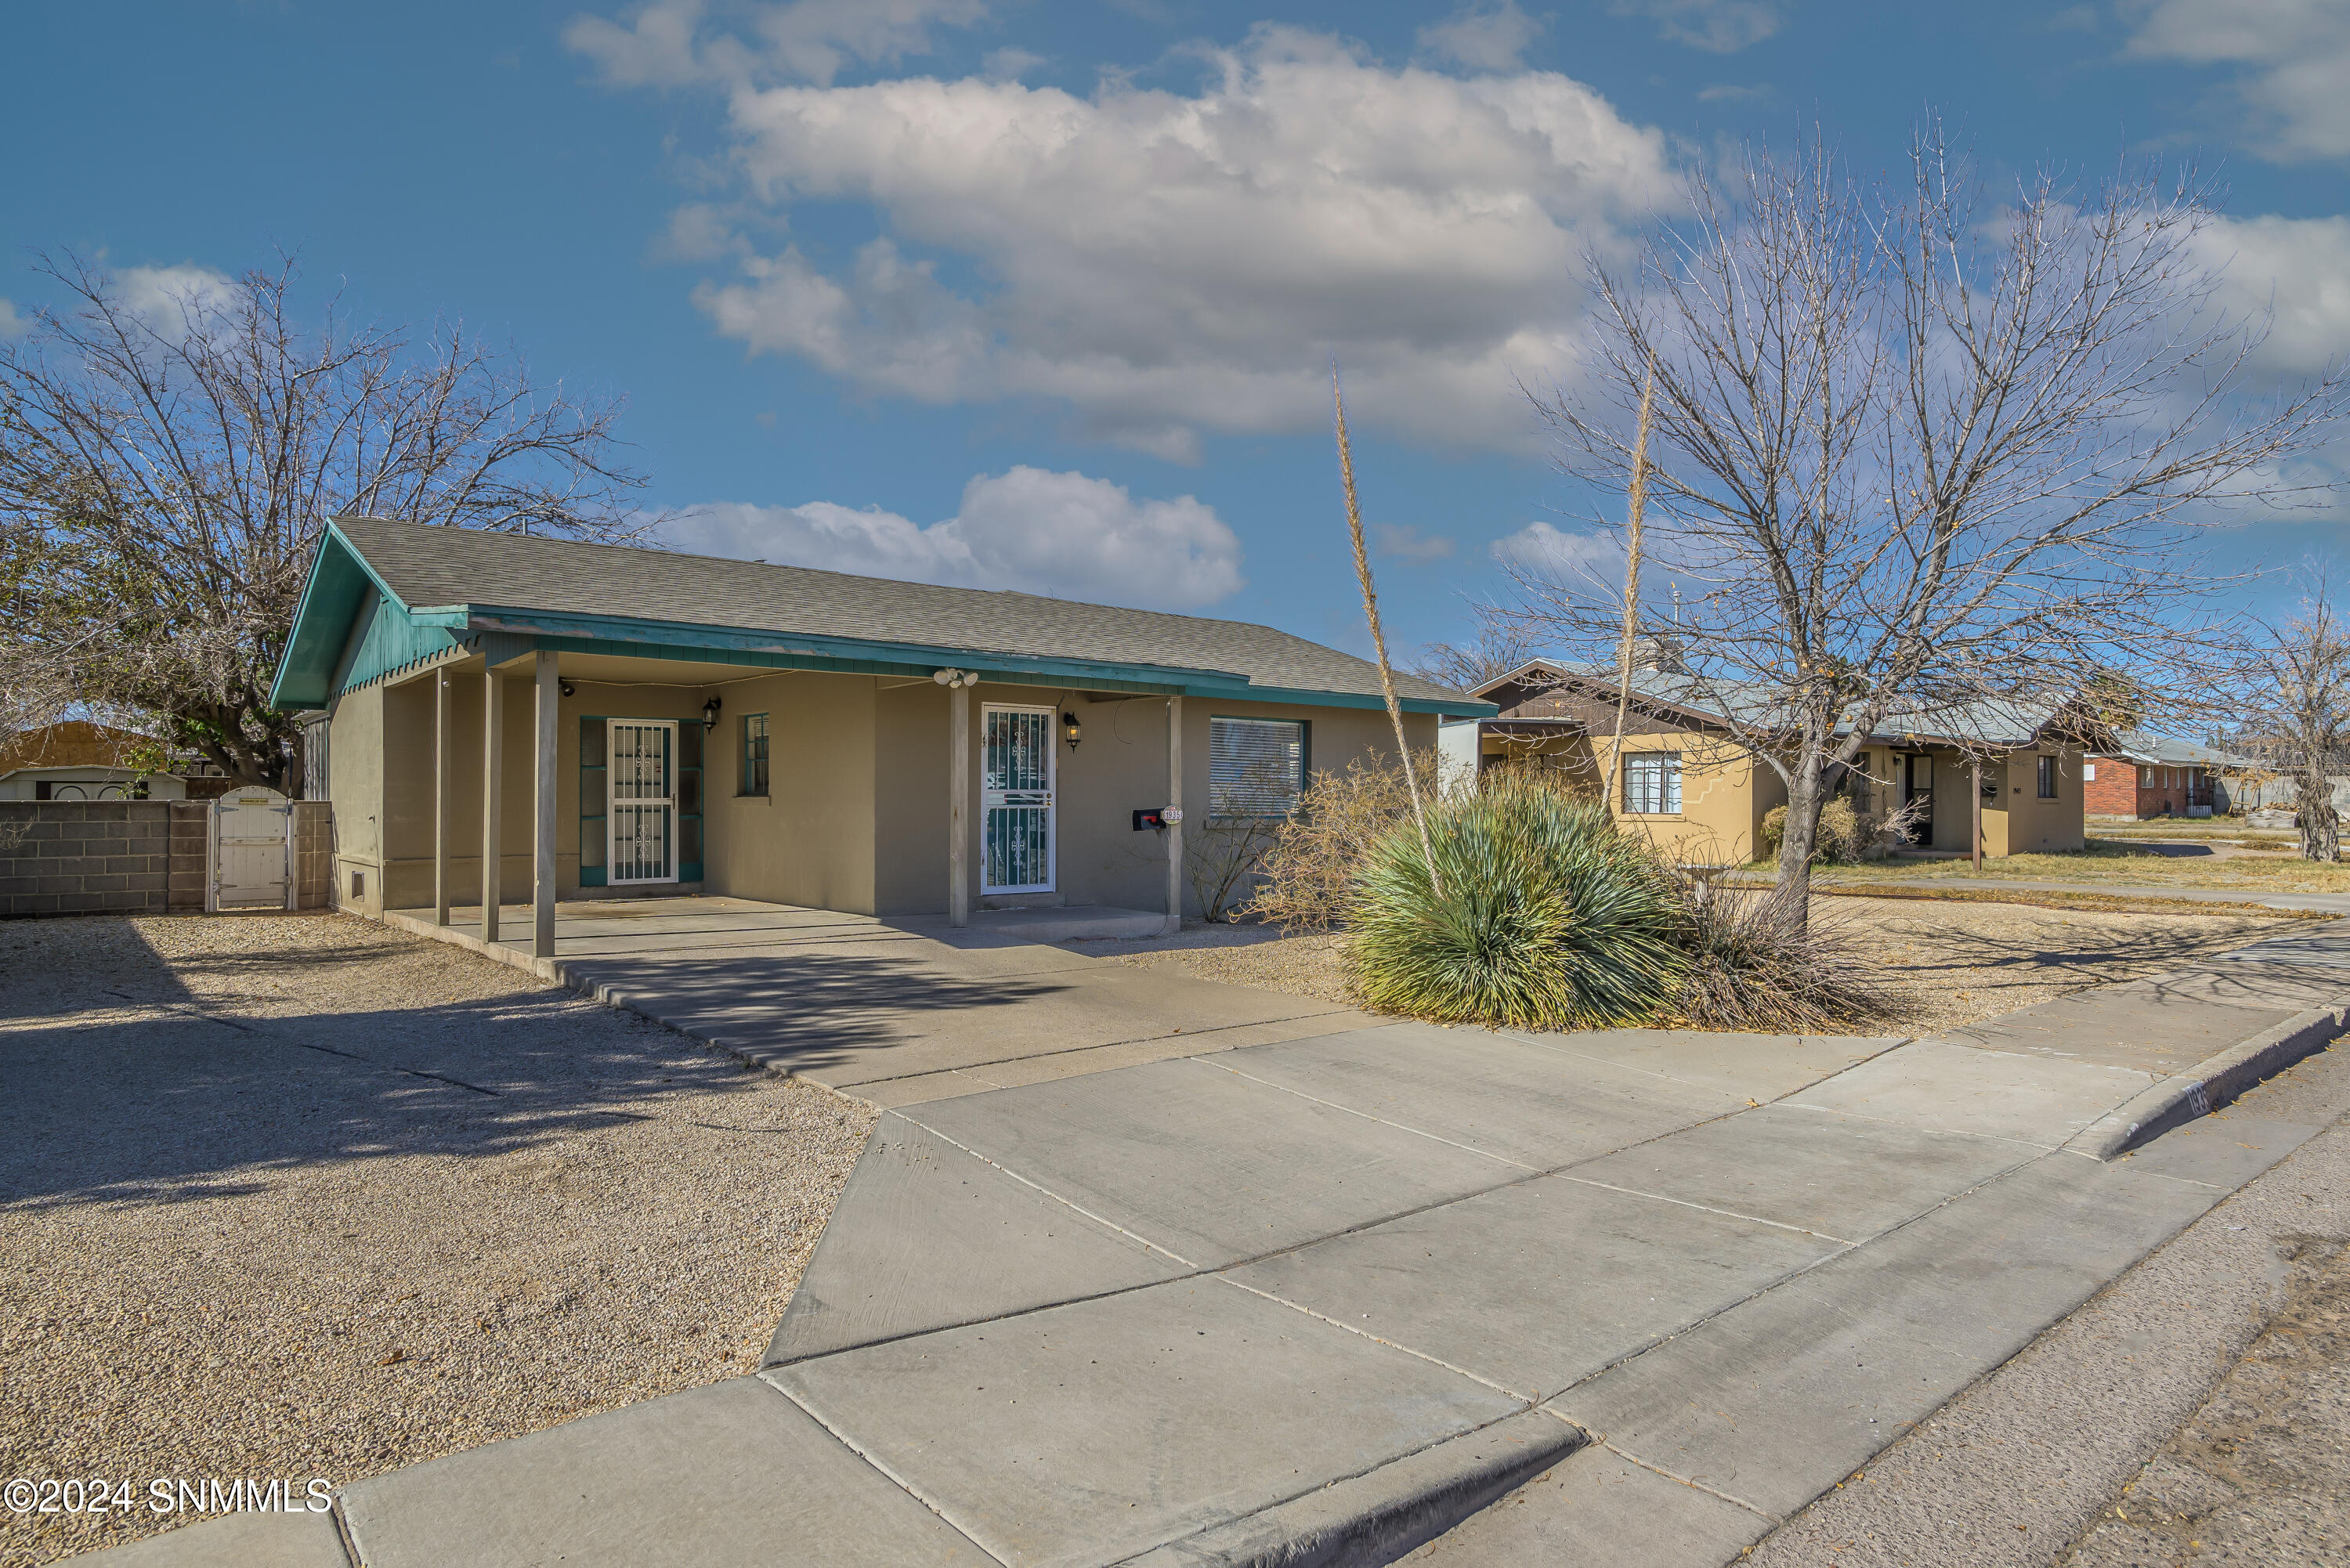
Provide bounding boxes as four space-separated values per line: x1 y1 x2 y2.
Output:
332 516 1473 706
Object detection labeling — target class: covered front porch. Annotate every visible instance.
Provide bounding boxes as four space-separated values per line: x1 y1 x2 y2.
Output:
360 643 1192 957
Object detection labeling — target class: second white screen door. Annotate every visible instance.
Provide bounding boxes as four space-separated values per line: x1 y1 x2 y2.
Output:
608 719 678 884
982 704 1055 894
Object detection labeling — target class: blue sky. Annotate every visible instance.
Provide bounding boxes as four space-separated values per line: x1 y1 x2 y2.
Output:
5 0 2348 660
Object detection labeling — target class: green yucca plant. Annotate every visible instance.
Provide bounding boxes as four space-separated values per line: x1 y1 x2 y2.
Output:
1344 775 1687 1030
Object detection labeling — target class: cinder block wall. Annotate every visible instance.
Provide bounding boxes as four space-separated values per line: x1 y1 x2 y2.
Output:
1 800 336 917
0 802 174 916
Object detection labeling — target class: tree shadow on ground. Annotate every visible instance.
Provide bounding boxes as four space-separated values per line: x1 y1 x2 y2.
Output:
2 947 1064 1214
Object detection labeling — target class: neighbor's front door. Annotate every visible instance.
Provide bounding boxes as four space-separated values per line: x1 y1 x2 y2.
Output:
982 704 1055 894
608 719 678 884
1902 753 1934 846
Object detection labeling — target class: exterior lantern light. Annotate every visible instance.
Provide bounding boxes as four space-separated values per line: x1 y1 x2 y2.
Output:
1063 711 1083 750
703 695 722 732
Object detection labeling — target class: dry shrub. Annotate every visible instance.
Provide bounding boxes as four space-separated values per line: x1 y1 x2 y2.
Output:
1759 797 1880 864
1668 888 1904 1031
1248 748 1437 931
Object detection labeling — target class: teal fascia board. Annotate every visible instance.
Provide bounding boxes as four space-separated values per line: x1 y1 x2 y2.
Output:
271 523 417 709
481 608 1498 717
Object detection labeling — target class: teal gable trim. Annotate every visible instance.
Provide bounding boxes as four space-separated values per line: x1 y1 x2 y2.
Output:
341 597 460 695
270 521 438 710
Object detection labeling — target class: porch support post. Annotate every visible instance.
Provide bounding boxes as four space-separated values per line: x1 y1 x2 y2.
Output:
533 649 559 961
1164 695 1184 935
482 666 503 944
433 668 452 927
949 682 970 927
1972 758 1983 873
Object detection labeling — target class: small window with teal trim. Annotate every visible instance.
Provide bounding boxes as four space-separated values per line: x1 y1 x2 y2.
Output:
742 713 771 797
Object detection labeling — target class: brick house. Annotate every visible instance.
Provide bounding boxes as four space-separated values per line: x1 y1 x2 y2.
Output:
2082 735 2239 818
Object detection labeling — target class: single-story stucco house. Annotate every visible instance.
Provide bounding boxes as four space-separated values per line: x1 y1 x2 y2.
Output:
1439 652 2087 863
270 517 1492 955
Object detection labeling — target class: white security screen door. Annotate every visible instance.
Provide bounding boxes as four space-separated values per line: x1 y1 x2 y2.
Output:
982 705 1055 894
607 720 678 884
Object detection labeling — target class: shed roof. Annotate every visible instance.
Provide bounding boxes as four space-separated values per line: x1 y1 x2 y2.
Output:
272 517 1493 715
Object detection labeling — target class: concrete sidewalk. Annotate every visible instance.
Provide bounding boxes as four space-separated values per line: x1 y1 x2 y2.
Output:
88 909 2350 1568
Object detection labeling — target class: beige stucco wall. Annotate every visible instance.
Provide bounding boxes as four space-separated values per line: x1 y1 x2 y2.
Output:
1586 728 1784 865
326 682 385 915
1844 743 2084 857
701 670 878 913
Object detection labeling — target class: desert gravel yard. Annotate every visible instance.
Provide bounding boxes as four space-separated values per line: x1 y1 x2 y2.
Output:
0 913 873 1567
1081 896 2301 1034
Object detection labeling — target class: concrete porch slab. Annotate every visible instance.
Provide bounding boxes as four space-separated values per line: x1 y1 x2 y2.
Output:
900 1051 1521 1267
765 1276 1529 1568
1223 1174 1842 1400
338 1377 990 1568
765 1116 1185 1365
915 905 1169 942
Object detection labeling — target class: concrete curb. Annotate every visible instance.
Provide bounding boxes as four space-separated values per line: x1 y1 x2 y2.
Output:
2066 1000 2350 1161
1119 1409 1585 1568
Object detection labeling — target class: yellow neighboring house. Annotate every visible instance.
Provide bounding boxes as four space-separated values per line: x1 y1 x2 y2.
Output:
1437 655 2087 865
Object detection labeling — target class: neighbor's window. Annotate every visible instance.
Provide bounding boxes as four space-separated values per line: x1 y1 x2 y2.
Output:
1623 752 1683 815
1209 717 1305 816
2037 755 2058 799
741 713 770 797
2083 762 2096 782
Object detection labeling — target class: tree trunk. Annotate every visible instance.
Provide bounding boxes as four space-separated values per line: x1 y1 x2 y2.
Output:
1766 766 1824 927
2298 764 2340 862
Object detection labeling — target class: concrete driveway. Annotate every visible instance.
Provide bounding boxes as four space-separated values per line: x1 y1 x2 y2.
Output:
98 901 2350 1568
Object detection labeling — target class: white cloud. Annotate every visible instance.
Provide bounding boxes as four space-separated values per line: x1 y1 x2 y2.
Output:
1416 2 1543 72
663 465 1244 609
114 264 236 342
0 298 27 339
2191 213 2350 379
2124 0 2350 161
1373 522 1456 561
566 0 987 89
1611 0 1781 53
674 27 1671 456
1491 520 1625 582
980 46 1043 81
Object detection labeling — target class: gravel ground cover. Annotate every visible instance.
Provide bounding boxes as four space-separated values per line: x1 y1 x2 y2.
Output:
1077 898 2291 1034
0 913 873 1567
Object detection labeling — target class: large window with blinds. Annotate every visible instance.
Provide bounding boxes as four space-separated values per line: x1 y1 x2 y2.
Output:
1209 717 1307 817
1622 752 1683 815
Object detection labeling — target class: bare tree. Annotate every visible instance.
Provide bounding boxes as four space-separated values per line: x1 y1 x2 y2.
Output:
2227 581 2350 860
1511 126 2345 923
1405 619 1541 694
0 251 653 789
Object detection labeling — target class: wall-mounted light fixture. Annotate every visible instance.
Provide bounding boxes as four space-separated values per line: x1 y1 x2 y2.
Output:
703 695 722 732
559 681 577 699
1062 711 1082 750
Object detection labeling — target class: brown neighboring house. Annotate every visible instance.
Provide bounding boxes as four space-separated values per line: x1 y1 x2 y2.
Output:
1440 651 2087 863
